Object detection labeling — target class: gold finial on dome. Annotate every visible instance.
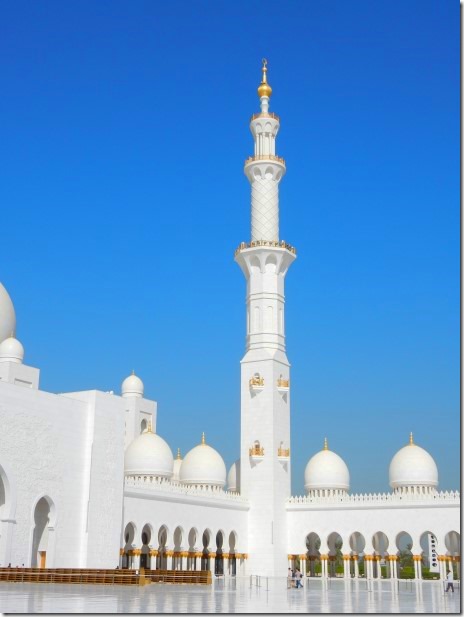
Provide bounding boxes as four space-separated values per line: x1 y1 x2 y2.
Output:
323 437 328 451
131 369 135 376
257 58 272 99
409 432 414 445
176 447 182 460
147 420 153 433
201 432 206 445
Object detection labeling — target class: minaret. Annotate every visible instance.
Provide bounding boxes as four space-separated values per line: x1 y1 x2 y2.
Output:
235 60 296 577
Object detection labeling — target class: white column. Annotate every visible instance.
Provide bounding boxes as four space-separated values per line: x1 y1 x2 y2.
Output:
343 556 350 578
167 552 173 570
133 550 140 570
353 555 359 578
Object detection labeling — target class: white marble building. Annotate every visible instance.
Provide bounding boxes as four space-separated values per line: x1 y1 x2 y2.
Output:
0 62 459 580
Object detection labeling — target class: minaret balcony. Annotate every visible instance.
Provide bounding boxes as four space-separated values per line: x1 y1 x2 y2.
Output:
250 112 280 122
235 240 297 256
249 445 265 460
277 378 289 394
249 375 265 392
244 154 286 167
277 447 290 461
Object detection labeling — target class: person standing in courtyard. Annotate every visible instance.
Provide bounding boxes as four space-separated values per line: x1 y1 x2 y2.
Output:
444 569 454 593
295 568 303 588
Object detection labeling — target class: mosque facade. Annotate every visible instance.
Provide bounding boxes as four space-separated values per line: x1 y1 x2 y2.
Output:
0 63 459 580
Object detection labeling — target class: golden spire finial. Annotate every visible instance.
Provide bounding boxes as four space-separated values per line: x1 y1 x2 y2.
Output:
323 437 328 451
409 432 414 445
176 447 182 460
147 419 153 433
131 369 135 376
201 432 206 445
257 58 272 98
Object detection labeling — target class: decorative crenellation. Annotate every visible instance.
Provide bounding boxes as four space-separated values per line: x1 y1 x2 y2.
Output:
249 445 265 457
124 475 247 502
235 240 296 256
278 447 290 458
287 489 460 506
277 378 289 388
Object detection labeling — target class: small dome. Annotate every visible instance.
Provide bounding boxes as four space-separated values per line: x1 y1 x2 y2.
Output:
172 448 183 481
227 459 240 492
122 371 144 398
124 424 173 477
0 335 24 364
389 434 438 489
304 439 350 493
179 433 226 488
0 283 16 344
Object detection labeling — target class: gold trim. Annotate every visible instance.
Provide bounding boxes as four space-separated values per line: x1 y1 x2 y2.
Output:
245 154 285 166
119 548 125 556
409 432 414 445
235 240 296 256
257 58 272 98
323 437 328 451
249 445 264 457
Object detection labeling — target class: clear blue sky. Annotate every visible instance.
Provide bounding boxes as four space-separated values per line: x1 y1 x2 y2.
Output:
0 1 459 495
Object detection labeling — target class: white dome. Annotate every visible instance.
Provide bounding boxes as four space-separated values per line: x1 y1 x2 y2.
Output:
179 434 226 488
124 426 173 478
122 371 144 398
304 440 350 493
227 459 240 492
389 434 438 489
0 335 24 364
173 449 183 481
0 283 16 344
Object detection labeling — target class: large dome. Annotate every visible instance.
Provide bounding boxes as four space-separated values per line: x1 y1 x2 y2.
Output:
124 424 173 478
179 433 226 488
0 283 16 344
389 434 438 489
304 439 350 493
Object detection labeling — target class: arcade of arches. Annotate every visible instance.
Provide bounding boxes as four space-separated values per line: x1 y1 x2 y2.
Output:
288 530 461 580
120 523 247 576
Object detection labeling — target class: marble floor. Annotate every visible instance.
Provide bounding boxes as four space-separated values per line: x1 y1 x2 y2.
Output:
0 577 460 613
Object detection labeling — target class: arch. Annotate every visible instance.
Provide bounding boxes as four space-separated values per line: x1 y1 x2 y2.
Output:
201 528 212 571
122 521 137 569
0 462 16 566
140 523 153 569
265 253 277 274
140 419 147 433
420 531 439 576
327 532 343 578
396 531 414 579
215 530 225 576
305 532 321 577
349 532 366 578
444 531 460 555
30 496 56 568
156 524 169 569
250 256 261 275
188 527 198 550
372 531 389 578
264 166 273 180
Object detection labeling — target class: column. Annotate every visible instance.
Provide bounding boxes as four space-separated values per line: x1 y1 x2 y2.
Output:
150 549 158 570
376 556 382 579
166 550 173 570
353 554 359 578
132 549 141 570
343 555 350 578
223 553 229 576
119 548 124 569
364 555 372 579
321 555 328 578
299 555 306 577
438 556 446 580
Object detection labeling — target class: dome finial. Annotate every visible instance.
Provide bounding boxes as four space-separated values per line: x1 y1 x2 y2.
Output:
409 432 414 445
323 437 329 451
176 447 182 460
131 369 135 376
257 58 272 99
147 419 153 433
201 432 206 445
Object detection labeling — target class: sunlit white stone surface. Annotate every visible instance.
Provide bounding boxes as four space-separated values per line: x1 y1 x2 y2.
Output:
0 577 460 613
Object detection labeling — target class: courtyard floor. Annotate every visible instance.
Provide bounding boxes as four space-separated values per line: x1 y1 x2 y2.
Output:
0 576 460 613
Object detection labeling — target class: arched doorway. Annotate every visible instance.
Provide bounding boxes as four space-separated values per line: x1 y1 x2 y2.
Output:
396 531 414 579
156 525 169 569
215 530 224 576
31 497 55 568
327 532 343 577
187 527 198 571
445 531 460 579
305 532 321 577
201 529 211 571
372 531 389 578
173 526 184 570
140 524 152 569
349 531 366 578
420 530 439 578
229 531 237 576
123 522 137 569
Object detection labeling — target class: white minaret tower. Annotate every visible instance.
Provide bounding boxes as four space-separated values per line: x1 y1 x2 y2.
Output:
235 60 296 577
